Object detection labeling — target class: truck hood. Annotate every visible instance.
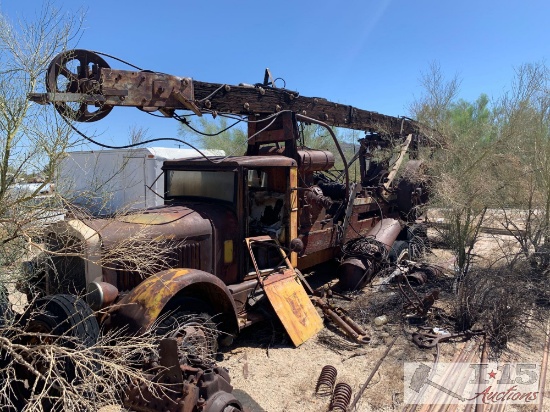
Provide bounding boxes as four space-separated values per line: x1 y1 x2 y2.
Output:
83 205 220 247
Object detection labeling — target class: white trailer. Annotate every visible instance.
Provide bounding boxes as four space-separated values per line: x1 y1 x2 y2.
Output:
58 147 224 215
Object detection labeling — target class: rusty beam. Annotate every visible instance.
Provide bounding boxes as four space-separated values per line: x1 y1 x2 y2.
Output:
30 50 422 137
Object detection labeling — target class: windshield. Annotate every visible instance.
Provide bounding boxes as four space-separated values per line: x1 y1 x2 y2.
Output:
166 170 235 203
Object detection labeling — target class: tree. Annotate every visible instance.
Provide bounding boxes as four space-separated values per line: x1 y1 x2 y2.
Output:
411 63 498 276
411 62 550 348
128 125 151 147
0 2 84 270
178 115 248 155
491 62 550 266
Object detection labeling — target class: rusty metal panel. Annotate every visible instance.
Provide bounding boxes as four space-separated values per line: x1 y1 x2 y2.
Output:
85 206 213 247
100 69 194 109
300 227 338 254
176 242 201 269
107 241 202 292
106 268 239 335
296 247 338 271
262 269 323 346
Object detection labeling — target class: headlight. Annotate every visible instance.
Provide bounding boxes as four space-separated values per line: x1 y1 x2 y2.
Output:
86 281 119 311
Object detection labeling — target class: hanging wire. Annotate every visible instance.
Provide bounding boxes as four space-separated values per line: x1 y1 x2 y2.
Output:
62 116 219 160
197 84 228 102
91 51 144 71
175 116 243 137
59 109 291 163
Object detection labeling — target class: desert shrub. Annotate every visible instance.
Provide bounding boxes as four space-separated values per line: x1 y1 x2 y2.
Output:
454 263 541 354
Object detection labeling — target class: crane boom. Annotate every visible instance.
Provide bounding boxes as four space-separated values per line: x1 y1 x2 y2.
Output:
29 49 420 138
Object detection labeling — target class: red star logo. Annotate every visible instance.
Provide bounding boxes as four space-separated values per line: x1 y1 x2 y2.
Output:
488 370 497 379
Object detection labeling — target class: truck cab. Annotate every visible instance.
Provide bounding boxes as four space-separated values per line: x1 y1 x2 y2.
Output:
162 155 299 286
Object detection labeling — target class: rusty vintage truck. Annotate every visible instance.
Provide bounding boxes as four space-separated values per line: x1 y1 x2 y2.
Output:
26 50 430 348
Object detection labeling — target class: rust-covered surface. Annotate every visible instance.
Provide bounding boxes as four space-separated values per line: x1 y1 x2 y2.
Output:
262 269 323 346
84 206 212 248
32 50 424 138
84 204 240 285
105 268 239 335
365 218 403 249
338 218 402 290
312 296 370 343
258 146 335 172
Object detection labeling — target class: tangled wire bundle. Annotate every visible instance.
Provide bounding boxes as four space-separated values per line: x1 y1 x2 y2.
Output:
341 237 389 262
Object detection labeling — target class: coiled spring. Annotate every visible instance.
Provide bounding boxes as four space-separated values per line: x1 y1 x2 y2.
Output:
315 365 337 397
329 382 352 412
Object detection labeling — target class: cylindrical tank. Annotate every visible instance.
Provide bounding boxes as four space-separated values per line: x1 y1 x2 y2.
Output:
338 257 375 291
338 218 403 290
365 218 403 250
297 149 335 172
257 146 335 171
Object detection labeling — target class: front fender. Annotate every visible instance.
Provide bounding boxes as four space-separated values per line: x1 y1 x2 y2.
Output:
105 268 239 335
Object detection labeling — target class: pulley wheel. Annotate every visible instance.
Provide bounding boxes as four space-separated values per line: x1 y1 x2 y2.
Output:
46 49 113 122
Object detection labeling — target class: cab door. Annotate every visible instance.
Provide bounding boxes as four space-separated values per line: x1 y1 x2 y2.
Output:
244 166 297 276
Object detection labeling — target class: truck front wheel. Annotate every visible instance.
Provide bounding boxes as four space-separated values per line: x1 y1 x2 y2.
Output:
156 297 220 362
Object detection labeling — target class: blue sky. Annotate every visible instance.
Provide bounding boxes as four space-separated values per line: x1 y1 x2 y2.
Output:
2 1 549 148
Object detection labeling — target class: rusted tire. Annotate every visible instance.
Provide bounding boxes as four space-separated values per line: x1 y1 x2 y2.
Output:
389 240 410 263
12 295 99 411
157 298 220 362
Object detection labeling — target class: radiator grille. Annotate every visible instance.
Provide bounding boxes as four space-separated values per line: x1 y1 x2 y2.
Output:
176 242 201 269
115 241 201 292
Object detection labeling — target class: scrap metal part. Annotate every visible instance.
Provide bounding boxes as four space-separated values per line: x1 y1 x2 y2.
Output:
124 338 242 412
337 218 402 290
315 365 338 397
348 335 398 410
312 296 370 344
411 329 485 349
329 382 352 412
